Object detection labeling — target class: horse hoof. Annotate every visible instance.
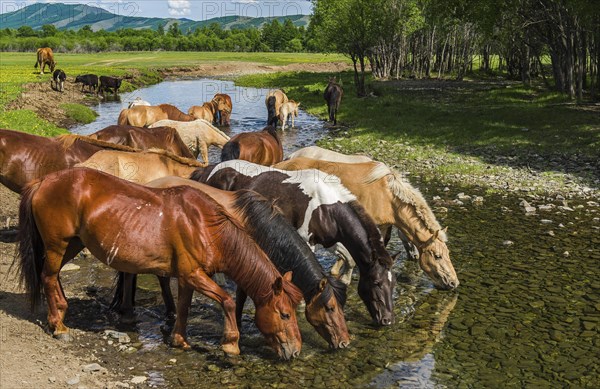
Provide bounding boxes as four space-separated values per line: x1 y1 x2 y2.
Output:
54 332 73 342
221 343 240 356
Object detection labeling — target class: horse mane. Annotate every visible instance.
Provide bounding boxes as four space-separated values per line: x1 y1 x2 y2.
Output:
365 162 446 241
346 200 394 267
144 148 206 167
55 134 138 152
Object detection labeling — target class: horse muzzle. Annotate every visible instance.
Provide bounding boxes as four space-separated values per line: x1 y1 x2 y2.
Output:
279 342 301 360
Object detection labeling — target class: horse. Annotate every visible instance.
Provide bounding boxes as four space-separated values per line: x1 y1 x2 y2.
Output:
34 47 56 74
286 146 419 259
118 104 196 127
193 160 396 326
324 78 343 125
128 97 151 109
220 126 283 166
0 129 136 194
212 94 233 126
265 90 288 126
188 101 218 123
75 149 205 184
115 176 350 349
279 100 300 131
149 119 230 164
274 157 460 290
18 168 303 359
88 125 195 159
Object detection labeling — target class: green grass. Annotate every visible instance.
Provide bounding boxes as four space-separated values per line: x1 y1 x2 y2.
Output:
60 103 98 124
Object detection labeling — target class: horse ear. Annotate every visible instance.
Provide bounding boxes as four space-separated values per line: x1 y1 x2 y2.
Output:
283 271 293 282
443 226 448 233
273 276 284 295
319 278 327 292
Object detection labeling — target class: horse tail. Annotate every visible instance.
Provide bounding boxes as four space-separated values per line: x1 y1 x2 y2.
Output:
118 109 129 126
17 180 45 311
221 141 240 162
267 96 277 126
34 60 39 68
264 125 280 144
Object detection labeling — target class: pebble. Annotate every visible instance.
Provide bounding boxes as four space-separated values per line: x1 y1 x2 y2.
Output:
558 206 574 212
538 204 554 211
502 240 514 246
547 231 555 236
169 358 177 364
82 363 104 373
62 263 81 271
104 330 131 344
67 376 80 385
453 199 464 206
472 196 484 204
457 192 471 201
131 376 147 384
540 219 552 224
563 251 570 257
48 377 56 383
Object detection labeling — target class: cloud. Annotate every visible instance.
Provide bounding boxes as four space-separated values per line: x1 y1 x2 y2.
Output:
167 0 191 16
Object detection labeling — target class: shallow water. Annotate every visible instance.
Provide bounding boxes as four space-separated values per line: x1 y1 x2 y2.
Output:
65 79 599 387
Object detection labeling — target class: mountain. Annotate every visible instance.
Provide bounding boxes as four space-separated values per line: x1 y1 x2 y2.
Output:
0 3 310 32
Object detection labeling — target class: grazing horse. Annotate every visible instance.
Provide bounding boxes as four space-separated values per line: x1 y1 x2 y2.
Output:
75 74 98 93
0 129 136 194
275 157 460 290
279 100 300 131
116 177 351 349
88 125 195 159
52 69 66 92
34 47 56 74
128 97 151 109
188 101 218 123
212 94 233 126
324 78 343 125
193 160 396 326
150 119 230 164
118 104 196 127
221 126 283 166
76 149 205 184
17 168 303 359
265 89 288 126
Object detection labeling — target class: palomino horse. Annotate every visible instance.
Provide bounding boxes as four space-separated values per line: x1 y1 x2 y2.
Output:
212 94 233 126
265 89 288 126
18 168 303 359
76 149 205 184
279 100 300 131
118 104 196 127
116 177 351 349
0 129 135 194
149 119 230 164
286 146 420 259
89 125 195 158
221 126 283 166
194 160 396 326
275 157 460 290
188 101 218 123
324 78 343 125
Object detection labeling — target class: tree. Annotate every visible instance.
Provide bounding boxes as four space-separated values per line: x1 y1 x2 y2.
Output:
16 26 37 38
168 22 181 37
157 23 165 36
41 24 58 37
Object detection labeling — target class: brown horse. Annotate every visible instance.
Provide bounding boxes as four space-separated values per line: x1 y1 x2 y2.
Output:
275 157 459 290
188 101 218 123
34 47 56 74
118 104 196 127
221 126 283 166
324 78 343 125
265 90 288 126
76 149 205 184
0 129 136 194
89 125 195 158
17 168 303 359
212 94 233 126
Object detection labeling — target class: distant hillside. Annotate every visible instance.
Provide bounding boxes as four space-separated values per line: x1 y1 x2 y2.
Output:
0 2 310 31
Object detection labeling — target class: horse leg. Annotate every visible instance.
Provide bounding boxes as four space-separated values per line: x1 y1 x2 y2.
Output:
330 243 355 285
42 248 71 339
199 142 209 165
157 276 176 319
380 225 393 247
184 269 240 355
118 273 137 323
398 229 420 261
171 281 193 350
235 288 248 331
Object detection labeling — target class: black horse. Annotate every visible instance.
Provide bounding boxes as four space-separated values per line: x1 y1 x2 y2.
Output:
324 78 343 125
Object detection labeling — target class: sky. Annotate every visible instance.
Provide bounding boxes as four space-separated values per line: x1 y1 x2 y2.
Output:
1 0 313 19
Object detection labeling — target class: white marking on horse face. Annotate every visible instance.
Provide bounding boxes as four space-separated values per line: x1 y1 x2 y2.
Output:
159 211 163 217
388 271 392 283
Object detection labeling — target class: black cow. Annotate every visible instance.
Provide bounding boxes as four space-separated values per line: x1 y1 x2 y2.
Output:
75 74 98 93
52 69 66 92
99 76 122 97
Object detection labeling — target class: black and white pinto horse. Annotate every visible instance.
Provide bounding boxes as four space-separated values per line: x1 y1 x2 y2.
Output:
192 160 396 326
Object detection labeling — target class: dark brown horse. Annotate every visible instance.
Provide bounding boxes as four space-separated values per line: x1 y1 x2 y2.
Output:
324 78 343 125
213 94 233 126
0 129 136 193
88 125 194 158
17 168 303 359
220 126 283 166
118 104 196 127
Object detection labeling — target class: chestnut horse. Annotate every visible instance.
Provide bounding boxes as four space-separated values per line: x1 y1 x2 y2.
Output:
17 168 303 359
34 47 56 74
149 119 230 164
275 157 459 290
0 129 136 194
324 78 343 125
212 94 233 126
116 176 350 349
221 126 283 166
76 149 205 184
89 125 195 158
265 90 288 126
188 101 218 123
118 104 196 127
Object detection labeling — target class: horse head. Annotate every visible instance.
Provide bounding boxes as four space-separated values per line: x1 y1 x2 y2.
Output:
50 61 57 73
358 251 396 326
305 277 350 349
254 271 303 360
418 228 459 290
